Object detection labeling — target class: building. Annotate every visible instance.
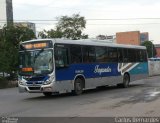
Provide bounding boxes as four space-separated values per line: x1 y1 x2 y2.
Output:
0 0 13 28
96 35 106 40
155 44 160 57
116 31 141 45
140 32 149 43
14 22 36 35
106 35 115 40
96 35 116 43
116 31 149 45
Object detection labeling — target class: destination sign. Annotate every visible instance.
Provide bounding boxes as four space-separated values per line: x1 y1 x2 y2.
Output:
20 41 53 50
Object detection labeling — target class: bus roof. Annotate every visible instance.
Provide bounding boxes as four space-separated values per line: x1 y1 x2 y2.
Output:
21 38 146 49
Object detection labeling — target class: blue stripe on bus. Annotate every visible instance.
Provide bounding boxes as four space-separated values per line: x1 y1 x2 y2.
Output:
55 63 148 81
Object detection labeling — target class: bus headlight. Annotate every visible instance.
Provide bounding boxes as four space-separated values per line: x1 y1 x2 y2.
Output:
18 76 26 86
43 79 52 85
18 79 26 86
43 75 54 85
19 81 23 85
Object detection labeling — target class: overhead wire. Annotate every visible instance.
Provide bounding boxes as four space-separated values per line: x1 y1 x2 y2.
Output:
1 18 160 26
1 18 160 22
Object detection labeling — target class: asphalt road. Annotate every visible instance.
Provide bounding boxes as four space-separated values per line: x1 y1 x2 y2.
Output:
0 76 160 117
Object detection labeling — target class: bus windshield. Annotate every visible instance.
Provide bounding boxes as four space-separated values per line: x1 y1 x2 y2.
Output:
19 49 53 75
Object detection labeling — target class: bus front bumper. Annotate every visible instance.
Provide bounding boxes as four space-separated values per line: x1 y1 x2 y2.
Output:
18 83 54 93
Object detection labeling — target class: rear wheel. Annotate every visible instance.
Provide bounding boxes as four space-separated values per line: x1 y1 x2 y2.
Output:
43 92 52 97
73 78 83 95
122 74 130 88
117 73 130 88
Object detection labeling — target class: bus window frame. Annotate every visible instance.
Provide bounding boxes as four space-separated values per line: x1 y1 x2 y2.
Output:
54 44 70 69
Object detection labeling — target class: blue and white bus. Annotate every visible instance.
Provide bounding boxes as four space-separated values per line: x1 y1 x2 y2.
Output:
18 39 148 96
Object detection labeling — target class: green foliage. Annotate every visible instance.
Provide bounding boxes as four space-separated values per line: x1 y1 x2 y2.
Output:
38 30 48 38
57 14 87 40
38 28 63 39
141 41 157 58
0 25 35 79
38 14 88 40
47 28 63 38
81 34 89 39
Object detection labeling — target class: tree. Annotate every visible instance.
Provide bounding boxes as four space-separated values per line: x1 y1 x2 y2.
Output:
47 27 63 38
38 30 48 38
57 14 88 40
81 34 88 39
0 25 35 79
141 41 157 58
38 27 63 39
38 14 88 40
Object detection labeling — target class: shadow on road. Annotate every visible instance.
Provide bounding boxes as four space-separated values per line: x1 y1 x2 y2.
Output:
24 93 73 101
24 83 144 101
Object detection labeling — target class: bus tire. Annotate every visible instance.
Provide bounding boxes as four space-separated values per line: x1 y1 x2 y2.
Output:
122 73 130 88
43 92 52 97
73 78 83 95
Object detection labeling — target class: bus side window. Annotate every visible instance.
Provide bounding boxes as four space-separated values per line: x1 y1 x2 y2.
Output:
117 48 123 62
95 47 107 63
138 50 147 62
70 45 82 64
137 50 146 62
123 49 128 62
82 46 96 63
143 50 148 62
137 50 142 62
55 47 69 68
108 47 118 62
137 50 143 62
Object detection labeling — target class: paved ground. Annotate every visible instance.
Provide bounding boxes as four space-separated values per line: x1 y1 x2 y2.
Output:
0 76 160 117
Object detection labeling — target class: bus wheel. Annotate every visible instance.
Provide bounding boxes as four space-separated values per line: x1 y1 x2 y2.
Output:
73 78 83 95
122 73 130 88
43 92 52 97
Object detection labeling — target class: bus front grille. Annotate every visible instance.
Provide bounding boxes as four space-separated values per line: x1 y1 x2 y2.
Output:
28 87 41 91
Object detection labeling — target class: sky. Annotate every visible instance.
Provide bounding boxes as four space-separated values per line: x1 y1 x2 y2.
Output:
12 0 160 44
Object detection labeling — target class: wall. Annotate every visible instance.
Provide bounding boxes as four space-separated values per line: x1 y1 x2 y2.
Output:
148 61 160 76
116 31 141 45
155 47 160 57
